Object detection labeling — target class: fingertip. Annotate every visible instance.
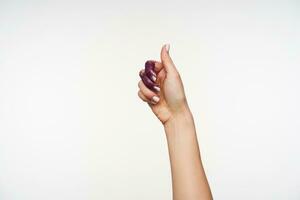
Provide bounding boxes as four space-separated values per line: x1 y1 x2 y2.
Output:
160 43 177 73
161 43 170 56
151 96 160 104
165 43 170 53
140 73 155 89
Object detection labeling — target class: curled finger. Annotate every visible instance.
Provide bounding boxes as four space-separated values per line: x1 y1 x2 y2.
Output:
141 73 160 93
138 80 160 104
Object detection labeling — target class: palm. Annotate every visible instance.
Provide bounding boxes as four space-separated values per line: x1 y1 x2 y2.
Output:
149 68 186 124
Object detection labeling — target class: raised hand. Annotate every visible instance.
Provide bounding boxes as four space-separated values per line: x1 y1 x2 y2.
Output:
138 44 189 124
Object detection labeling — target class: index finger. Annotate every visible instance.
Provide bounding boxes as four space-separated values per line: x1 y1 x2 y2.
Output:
146 60 163 73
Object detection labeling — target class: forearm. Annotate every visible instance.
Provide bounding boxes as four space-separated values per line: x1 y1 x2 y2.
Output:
164 106 212 200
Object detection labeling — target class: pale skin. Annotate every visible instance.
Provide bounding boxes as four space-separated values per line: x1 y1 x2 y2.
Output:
137 44 213 200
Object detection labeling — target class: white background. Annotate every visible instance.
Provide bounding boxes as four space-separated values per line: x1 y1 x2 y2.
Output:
0 0 299 199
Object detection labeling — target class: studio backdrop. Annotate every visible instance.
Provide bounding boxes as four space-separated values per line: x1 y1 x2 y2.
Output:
0 0 299 199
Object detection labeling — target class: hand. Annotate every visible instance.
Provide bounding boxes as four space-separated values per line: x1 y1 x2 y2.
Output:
138 44 190 125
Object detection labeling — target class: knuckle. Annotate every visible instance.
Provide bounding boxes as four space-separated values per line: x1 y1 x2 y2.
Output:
139 69 144 76
138 91 147 102
138 80 143 88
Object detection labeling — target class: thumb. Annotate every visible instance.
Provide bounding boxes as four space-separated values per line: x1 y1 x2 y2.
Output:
160 44 178 74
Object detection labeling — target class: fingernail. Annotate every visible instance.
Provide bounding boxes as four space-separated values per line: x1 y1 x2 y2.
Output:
165 44 170 52
152 96 160 103
150 70 156 76
151 75 156 82
153 86 160 92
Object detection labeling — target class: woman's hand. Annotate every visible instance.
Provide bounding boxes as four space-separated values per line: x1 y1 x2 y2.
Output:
137 44 190 125
138 45 213 200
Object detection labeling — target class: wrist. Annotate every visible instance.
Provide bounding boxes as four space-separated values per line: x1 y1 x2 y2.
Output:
163 104 194 129
163 105 197 143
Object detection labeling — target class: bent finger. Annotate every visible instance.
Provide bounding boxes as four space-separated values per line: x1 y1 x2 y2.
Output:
138 90 148 102
140 68 156 82
138 80 160 104
141 73 160 93
146 60 164 73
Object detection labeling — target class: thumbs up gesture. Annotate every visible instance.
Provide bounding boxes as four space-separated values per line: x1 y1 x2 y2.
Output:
138 44 190 125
